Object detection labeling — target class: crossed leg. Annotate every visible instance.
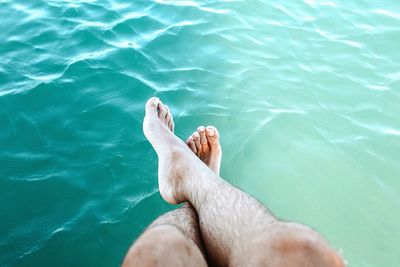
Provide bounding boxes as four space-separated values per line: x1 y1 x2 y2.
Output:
123 102 207 267
123 106 224 267
122 203 207 267
125 97 345 267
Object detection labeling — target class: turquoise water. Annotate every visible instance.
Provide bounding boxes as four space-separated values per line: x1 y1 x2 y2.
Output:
1 0 399 266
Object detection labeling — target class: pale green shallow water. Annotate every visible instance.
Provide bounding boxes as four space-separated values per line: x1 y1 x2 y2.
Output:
1 0 399 266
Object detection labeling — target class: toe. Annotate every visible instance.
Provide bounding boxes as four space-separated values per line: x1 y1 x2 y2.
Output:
197 126 208 145
165 105 173 130
158 101 168 119
206 126 220 146
167 118 173 131
187 137 197 154
145 97 160 117
193 131 202 153
167 106 174 131
165 105 171 118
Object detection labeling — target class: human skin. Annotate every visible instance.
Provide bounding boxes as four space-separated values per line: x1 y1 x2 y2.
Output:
123 97 345 267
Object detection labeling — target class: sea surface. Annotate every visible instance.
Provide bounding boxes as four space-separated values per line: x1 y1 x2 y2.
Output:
0 0 399 266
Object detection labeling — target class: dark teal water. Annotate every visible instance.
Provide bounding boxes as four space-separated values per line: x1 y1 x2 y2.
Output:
1 0 399 266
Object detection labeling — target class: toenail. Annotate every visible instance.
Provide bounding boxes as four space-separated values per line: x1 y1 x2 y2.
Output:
151 98 159 107
199 127 205 132
207 129 215 136
194 132 199 138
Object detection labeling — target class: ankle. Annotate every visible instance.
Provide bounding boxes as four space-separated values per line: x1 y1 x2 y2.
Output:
158 146 193 203
181 168 221 209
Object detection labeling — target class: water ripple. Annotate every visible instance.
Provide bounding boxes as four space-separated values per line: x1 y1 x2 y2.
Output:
1 0 400 267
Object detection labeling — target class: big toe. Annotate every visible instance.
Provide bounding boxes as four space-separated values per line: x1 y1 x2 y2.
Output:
206 126 220 146
145 97 160 117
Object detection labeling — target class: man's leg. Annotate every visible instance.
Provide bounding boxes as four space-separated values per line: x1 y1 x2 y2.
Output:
123 104 207 267
122 203 207 267
143 97 345 267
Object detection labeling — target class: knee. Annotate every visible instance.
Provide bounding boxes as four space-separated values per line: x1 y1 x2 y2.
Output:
246 222 345 267
122 225 197 267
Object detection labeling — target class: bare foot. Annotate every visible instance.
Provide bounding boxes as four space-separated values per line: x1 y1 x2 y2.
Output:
143 97 174 138
143 97 215 204
186 126 222 175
